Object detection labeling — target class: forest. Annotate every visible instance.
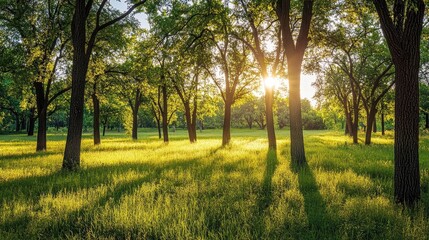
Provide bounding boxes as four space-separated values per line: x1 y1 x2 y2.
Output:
0 0 429 239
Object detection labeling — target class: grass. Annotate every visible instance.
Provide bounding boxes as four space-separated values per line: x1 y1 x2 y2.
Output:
0 128 428 239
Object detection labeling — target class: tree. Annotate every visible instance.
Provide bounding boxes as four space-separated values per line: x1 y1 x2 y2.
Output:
1 0 73 150
234 0 285 149
205 16 258 145
63 0 146 170
372 0 425 205
275 0 314 164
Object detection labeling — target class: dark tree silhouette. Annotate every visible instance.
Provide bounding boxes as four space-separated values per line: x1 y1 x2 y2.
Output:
372 0 425 205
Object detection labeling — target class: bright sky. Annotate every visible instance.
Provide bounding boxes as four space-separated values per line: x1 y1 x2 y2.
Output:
111 0 149 29
301 74 317 105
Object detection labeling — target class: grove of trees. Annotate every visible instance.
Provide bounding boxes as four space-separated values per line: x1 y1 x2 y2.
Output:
0 0 427 205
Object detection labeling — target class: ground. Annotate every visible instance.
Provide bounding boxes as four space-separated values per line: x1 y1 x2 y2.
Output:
0 129 428 239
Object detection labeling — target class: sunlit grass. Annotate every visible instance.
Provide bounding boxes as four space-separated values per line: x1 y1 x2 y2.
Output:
0 129 428 239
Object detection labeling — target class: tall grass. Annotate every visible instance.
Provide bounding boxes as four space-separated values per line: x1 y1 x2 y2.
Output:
0 129 428 239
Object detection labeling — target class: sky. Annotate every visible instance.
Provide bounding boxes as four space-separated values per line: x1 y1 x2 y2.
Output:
110 1 318 105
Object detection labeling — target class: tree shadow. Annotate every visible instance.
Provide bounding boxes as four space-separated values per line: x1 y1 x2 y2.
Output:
257 149 278 212
291 161 338 239
251 149 278 237
0 159 201 239
0 151 59 162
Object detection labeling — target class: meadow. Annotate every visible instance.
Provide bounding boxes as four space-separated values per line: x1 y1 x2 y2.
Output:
1 129 429 239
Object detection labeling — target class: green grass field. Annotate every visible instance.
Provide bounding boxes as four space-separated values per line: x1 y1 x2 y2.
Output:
1 129 428 239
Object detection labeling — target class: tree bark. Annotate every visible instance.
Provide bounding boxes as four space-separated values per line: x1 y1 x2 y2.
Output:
20 115 26 130
36 109 47 151
276 0 313 162
132 109 138 140
365 108 377 145
373 115 377 133
63 0 89 170
102 123 106 136
15 114 20 132
156 119 161 139
393 63 420 204
222 99 232 146
381 112 385 135
92 90 100 145
131 89 141 140
28 108 35 136
288 62 305 163
372 0 424 205
162 84 169 143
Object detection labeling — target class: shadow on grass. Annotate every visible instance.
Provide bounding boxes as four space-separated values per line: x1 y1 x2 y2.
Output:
251 149 278 238
292 160 338 239
0 159 200 239
0 151 59 162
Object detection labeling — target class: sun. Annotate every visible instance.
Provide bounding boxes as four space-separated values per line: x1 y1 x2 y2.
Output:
263 76 281 89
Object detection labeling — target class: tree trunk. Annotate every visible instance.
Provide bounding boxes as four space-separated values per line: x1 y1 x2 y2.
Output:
184 103 194 143
373 114 377 133
28 108 35 136
393 61 420 205
35 77 48 151
102 123 106 136
222 99 232 146
132 89 141 140
15 114 20 132
372 0 424 206
191 96 198 142
352 102 359 144
92 90 101 145
365 108 376 145
20 115 26 130
132 109 138 140
288 63 305 164
162 84 169 143
36 109 47 151
265 85 277 150
381 112 385 135
344 121 348 135
63 0 90 170
156 118 161 139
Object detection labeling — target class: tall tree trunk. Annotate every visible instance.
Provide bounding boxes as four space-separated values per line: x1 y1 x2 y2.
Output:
28 108 35 136
92 88 100 145
184 102 197 143
373 114 377 133
102 122 106 136
184 103 193 142
162 84 169 143
288 63 305 164
393 63 420 204
156 119 161 139
36 109 47 151
20 115 26 130
132 109 138 140
191 95 198 142
381 112 385 135
372 0 424 206
365 108 377 145
265 85 277 150
222 99 232 146
63 0 89 170
352 101 359 144
132 89 141 140
344 121 348 135
15 114 20 132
